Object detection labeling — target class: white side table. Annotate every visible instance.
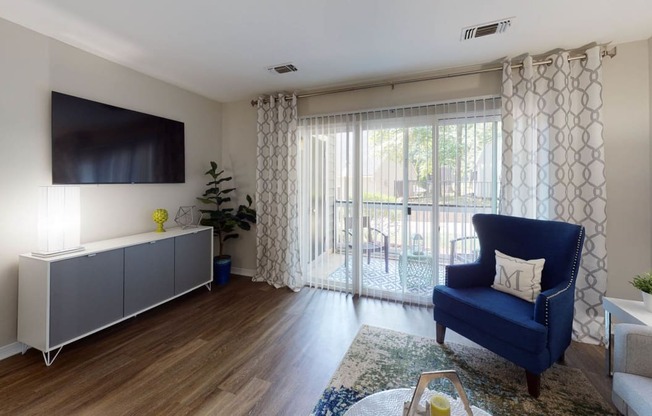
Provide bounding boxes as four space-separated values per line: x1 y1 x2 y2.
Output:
603 297 652 375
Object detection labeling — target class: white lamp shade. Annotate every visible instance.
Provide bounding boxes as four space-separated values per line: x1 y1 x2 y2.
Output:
35 186 82 256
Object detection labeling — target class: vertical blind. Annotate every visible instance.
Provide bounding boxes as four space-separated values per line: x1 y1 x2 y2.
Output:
298 97 501 304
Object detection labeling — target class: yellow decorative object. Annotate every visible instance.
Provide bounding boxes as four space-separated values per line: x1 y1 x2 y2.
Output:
152 208 168 232
429 393 451 416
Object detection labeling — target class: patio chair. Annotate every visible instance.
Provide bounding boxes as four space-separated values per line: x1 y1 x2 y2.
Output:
345 217 389 273
449 236 479 265
432 213 585 397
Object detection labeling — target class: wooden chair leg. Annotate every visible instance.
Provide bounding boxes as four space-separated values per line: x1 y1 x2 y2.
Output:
436 323 446 344
525 371 541 398
557 352 565 364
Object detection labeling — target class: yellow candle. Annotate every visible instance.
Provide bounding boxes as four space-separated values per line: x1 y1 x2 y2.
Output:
429 393 451 416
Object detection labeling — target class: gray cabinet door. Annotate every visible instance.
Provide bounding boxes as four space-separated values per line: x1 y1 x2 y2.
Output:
49 250 124 347
124 239 174 316
175 230 212 294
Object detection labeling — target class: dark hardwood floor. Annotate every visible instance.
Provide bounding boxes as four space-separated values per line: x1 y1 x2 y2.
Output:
0 276 613 415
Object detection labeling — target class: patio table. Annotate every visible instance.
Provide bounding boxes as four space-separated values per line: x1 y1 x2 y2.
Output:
399 252 433 280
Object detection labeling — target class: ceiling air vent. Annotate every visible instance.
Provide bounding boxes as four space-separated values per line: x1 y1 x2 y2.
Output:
461 18 513 41
268 63 298 74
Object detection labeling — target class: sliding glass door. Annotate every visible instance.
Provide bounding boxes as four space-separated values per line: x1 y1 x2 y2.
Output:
299 98 501 304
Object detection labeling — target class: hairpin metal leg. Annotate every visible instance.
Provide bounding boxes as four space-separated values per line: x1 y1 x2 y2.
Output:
404 370 473 416
205 282 212 291
42 347 63 366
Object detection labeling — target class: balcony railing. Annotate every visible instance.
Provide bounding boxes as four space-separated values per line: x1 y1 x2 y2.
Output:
333 198 490 264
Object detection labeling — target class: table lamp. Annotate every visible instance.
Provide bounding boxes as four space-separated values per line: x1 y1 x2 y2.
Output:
32 186 84 257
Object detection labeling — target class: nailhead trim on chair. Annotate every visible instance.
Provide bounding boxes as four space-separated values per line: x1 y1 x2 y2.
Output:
543 227 586 326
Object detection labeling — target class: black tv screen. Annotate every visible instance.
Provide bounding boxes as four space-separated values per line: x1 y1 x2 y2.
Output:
51 91 185 184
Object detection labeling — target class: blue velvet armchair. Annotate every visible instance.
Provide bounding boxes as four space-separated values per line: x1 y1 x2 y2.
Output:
432 214 585 397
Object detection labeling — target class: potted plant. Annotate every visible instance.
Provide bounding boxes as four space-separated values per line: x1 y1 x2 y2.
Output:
630 272 652 312
197 161 256 285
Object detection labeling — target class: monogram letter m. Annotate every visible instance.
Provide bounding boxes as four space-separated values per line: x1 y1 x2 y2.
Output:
497 265 522 291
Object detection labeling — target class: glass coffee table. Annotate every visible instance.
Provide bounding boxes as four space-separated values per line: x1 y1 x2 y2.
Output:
344 388 490 416
344 370 491 416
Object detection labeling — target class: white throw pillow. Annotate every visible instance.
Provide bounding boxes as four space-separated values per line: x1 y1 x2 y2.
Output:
492 250 545 302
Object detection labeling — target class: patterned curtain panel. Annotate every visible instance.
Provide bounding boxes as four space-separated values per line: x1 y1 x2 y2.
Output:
500 46 607 345
253 94 303 291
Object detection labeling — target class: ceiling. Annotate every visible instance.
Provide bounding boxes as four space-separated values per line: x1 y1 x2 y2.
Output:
1 0 651 103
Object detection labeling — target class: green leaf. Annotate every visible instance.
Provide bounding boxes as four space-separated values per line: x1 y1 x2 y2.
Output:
631 273 652 294
217 197 232 204
196 197 214 205
198 161 257 251
239 214 256 224
216 177 233 185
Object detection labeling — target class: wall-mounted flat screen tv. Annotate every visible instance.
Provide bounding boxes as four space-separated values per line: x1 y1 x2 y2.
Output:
51 91 185 184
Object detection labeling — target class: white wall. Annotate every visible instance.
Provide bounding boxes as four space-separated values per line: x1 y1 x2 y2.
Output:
49 41 222 243
0 18 221 349
222 40 652 302
603 40 651 299
0 18 50 352
221 100 258 273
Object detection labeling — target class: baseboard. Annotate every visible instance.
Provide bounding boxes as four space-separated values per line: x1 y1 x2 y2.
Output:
0 342 23 361
231 267 255 277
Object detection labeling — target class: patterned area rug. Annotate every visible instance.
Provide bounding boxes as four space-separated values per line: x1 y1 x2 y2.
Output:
328 257 441 296
312 325 616 416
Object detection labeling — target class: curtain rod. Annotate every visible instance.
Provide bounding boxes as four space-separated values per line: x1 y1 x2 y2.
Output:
250 47 617 107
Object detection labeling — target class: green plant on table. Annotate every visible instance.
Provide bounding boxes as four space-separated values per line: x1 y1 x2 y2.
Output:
196 161 256 257
631 272 652 294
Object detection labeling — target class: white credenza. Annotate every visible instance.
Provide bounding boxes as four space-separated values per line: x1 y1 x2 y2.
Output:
18 226 213 365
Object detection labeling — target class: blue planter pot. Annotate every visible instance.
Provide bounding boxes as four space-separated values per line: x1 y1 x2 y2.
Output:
213 255 231 285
